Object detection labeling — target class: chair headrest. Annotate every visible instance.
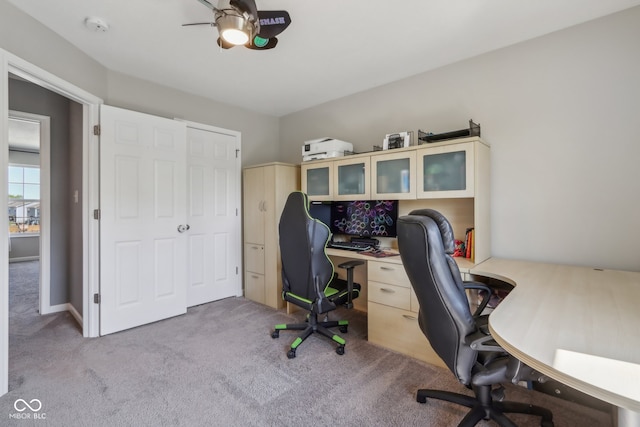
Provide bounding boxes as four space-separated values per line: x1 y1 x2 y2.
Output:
407 209 456 254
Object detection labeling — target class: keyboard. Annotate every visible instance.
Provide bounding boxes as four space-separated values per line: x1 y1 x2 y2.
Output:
328 242 372 252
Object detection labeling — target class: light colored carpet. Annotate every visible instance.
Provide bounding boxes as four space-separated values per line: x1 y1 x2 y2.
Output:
1 261 612 426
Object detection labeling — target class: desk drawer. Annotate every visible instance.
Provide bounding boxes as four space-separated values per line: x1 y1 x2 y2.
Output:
245 272 265 304
368 261 410 287
368 281 410 310
244 243 265 274
368 301 446 368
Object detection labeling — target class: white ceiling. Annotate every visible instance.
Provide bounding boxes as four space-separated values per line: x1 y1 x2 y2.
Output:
7 0 640 117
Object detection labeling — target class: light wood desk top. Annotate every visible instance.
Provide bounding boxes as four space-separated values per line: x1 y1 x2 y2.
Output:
326 247 477 272
470 258 640 414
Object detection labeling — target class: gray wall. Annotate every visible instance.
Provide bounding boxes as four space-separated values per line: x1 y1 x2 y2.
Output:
106 71 281 166
0 1 280 168
2 0 639 280
0 0 282 315
8 235 38 261
280 7 640 272
8 78 83 307
0 0 107 100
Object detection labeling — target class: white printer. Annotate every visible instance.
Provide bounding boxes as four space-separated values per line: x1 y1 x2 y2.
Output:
302 138 353 161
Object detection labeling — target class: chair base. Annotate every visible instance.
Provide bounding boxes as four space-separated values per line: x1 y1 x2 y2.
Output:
272 312 349 358
417 388 554 427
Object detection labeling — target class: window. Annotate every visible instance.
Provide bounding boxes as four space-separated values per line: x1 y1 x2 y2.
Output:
8 165 40 234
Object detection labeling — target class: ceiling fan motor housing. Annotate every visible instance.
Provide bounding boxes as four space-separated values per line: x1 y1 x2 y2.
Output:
215 0 260 44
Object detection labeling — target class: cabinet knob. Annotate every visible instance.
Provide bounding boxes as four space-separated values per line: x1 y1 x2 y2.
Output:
402 314 417 321
380 288 395 293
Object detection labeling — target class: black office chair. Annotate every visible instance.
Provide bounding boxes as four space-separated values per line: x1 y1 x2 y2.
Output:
397 209 553 427
271 191 363 359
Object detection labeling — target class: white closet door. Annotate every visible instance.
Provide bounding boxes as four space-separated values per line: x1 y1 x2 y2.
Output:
186 125 241 307
99 105 187 335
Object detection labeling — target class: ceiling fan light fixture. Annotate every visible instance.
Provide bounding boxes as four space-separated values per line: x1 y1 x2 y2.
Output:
216 13 254 45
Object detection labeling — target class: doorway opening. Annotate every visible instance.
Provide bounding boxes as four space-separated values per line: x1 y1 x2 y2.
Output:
1 50 102 397
8 111 50 323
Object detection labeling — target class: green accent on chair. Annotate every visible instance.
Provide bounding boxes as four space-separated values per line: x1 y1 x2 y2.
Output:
338 320 349 326
275 324 287 330
291 337 303 349
332 335 346 345
324 287 339 297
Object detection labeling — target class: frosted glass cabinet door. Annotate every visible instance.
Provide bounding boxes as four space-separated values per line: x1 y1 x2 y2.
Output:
333 157 370 200
301 162 333 201
416 142 474 198
371 150 416 200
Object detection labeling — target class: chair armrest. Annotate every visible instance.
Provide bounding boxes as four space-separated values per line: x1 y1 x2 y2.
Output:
338 260 365 270
337 260 364 309
468 333 503 353
463 281 491 318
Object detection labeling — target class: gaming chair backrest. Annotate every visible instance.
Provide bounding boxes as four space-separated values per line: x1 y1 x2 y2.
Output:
397 209 478 385
278 192 334 302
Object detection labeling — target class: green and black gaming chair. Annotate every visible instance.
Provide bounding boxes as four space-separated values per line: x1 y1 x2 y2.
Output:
271 191 363 359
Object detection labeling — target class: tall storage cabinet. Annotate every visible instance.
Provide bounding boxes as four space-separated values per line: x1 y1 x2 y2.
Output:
242 163 299 309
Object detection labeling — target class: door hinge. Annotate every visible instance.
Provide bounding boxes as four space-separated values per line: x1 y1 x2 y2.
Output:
236 266 239 275
94 293 101 304
93 209 101 220
236 208 238 216
235 149 239 158
93 125 101 136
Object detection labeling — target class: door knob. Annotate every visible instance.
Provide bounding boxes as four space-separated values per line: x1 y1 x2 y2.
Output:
177 224 190 233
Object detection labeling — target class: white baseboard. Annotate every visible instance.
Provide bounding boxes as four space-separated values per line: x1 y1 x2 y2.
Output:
41 303 83 328
41 302 68 315
67 303 83 326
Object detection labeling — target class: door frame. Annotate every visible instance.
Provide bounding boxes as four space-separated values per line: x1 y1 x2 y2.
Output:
1 49 103 395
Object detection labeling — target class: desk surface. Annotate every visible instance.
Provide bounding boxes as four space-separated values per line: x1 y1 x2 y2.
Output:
326 247 477 271
471 258 640 413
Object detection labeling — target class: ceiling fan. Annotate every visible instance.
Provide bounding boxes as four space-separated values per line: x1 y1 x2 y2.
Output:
185 0 291 50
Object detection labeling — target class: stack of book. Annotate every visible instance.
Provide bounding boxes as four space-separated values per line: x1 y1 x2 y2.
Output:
464 227 474 261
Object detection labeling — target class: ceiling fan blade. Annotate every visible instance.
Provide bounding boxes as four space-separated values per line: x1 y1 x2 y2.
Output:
246 36 278 50
255 11 291 39
216 37 236 49
196 0 217 11
182 22 216 27
230 0 259 20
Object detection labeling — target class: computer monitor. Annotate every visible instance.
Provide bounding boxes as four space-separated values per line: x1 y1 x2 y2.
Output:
308 201 332 230
331 200 398 238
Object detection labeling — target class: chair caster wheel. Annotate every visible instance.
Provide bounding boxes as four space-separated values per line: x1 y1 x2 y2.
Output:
339 326 348 333
287 349 296 359
271 330 279 339
417 394 427 404
336 345 345 355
